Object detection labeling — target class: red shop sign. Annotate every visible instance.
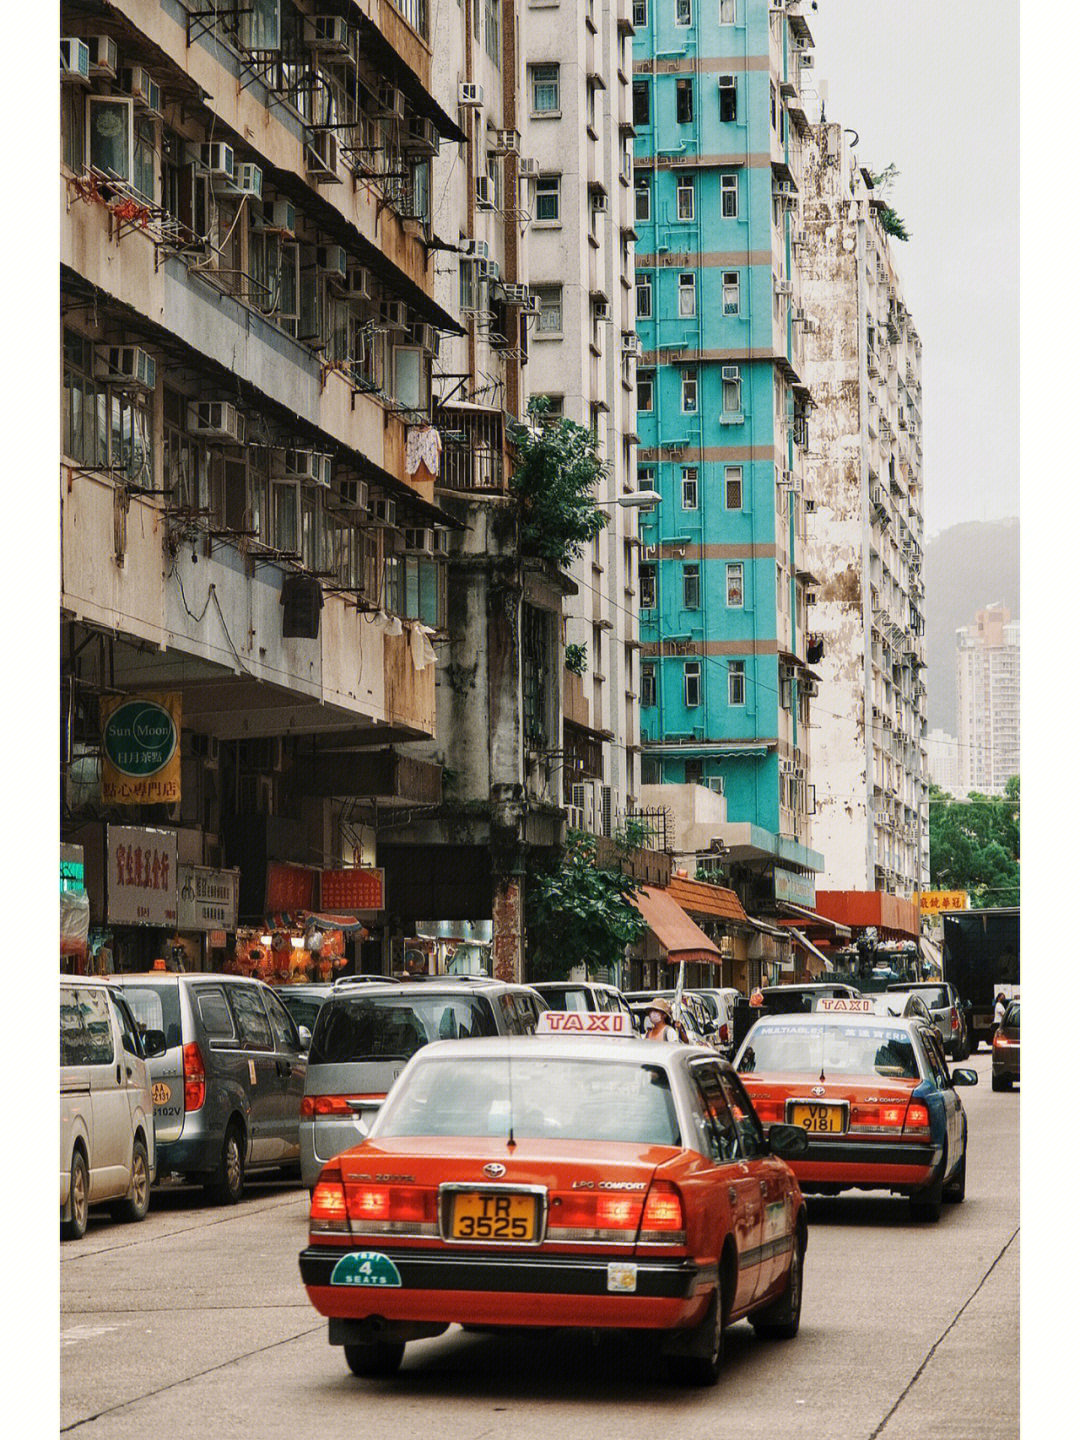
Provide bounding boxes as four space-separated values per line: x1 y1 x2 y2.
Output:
320 868 385 912
264 862 316 913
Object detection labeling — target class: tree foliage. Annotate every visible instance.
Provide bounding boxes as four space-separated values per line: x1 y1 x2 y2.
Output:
508 397 609 569
871 163 911 242
928 777 1019 907
525 830 647 981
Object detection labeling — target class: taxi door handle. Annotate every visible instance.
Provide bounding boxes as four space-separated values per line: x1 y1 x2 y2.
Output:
276 1060 293 1078
116 1065 122 1084
760 1180 769 1197
728 1187 738 1205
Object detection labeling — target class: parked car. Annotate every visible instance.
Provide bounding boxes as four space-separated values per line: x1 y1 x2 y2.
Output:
886 980 969 1059
758 982 862 1015
61 976 163 1240
108 973 310 1204
532 980 633 1020
299 1034 809 1383
299 980 549 1188
991 1000 1020 1091
869 991 933 1024
735 1010 977 1220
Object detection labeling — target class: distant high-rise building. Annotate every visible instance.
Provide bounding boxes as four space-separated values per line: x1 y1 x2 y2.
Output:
956 605 1020 795
926 730 963 798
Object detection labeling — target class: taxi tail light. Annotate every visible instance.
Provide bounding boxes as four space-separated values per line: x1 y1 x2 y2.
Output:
718 1022 731 1044
850 1101 907 1133
639 1180 686 1245
550 1191 645 1233
347 1184 437 1233
300 1094 376 1119
310 1165 349 1234
750 1097 784 1124
902 1102 931 1139
182 1042 206 1112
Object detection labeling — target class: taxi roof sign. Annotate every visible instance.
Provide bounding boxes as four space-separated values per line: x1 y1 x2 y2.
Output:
815 997 875 1014
535 1011 632 1036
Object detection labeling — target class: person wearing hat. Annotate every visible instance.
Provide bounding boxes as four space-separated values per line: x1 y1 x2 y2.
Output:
645 997 679 1043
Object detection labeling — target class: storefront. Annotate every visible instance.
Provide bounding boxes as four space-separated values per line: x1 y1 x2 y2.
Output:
176 864 240 971
104 824 179 972
626 885 723 992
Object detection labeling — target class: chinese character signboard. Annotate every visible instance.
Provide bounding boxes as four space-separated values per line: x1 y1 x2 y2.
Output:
177 866 240 932
107 826 178 927
320 868 385 912
919 890 968 916
100 693 181 805
265 862 316 913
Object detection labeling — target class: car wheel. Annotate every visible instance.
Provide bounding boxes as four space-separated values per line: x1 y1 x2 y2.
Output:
62 1150 90 1241
665 1289 724 1386
751 1236 804 1339
205 1122 245 1205
113 1138 151 1222
909 1175 943 1222
343 1340 405 1378
991 1073 1010 1092
943 1149 967 1204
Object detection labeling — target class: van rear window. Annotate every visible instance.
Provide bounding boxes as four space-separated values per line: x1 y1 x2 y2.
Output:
112 982 182 1051
309 994 498 1066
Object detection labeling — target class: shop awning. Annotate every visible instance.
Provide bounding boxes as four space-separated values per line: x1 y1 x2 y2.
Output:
630 886 722 966
919 935 943 977
789 928 832 974
776 902 853 942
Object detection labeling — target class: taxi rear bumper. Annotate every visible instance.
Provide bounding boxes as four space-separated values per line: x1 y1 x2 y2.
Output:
788 1138 941 1190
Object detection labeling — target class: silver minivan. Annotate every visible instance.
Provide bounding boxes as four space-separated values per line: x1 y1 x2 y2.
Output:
109 973 310 1204
299 979 548 1187
61 976 161 1240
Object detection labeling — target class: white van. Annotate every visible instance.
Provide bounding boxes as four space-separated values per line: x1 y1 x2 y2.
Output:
60 977 162 1240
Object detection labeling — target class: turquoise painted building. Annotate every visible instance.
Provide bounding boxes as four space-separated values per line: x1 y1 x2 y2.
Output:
632 0 820 871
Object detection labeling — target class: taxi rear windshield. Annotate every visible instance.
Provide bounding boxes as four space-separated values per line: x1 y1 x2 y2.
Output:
375 1056 681 1146
309 994 498 1065
739 1024 920 1080
111 981 182 1051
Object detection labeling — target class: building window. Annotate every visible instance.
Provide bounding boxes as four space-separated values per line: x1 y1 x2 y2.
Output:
531 64 560 114
677 271 696 317
726 562 744 608
683 563 701 610
722 270 740 315
535 174 560 223
722 367 742 414
676 178 695 221
638 465 658 510
632 81 650 127
640 564 657 608
719 78 738 123
770 81 777 131
61 86 87 171
684 661 701 708
720 0 736 21
720 172 738 217
676 78 694 125
636 275 653 318
675 0 692 25
535 284 563 335
642 663 657 708
681 370 698 413
724 465 743 509
637 373 654 412
728 659 745 706
635 174 651 221
681 466 699 509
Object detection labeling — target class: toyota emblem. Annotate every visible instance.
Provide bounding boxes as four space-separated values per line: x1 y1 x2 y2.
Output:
811 1086 826 1097
483 1163 506 1178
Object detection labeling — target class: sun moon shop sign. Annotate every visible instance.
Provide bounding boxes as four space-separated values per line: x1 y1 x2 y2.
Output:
99 693 181 804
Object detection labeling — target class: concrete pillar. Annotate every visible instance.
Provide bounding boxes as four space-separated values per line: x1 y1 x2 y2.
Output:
491 875 523 983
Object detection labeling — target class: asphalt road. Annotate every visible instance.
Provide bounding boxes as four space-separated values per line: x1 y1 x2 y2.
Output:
60 1047 1019 1440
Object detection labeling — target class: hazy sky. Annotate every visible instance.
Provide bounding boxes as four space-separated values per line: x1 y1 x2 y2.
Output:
805 1 1019 540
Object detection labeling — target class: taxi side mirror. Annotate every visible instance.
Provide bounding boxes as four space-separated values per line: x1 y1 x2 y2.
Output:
951 1068 978 1087
141 1029 167 1059
297 1026 312 1052
767 1123 809 1159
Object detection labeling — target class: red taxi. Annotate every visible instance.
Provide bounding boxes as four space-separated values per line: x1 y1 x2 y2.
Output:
299 1021 809 1384
734 1000 977 1221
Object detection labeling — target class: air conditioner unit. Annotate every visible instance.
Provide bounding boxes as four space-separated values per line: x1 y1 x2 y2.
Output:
592 297 611 320
275 449 333 486
119 66 161 116
590 190 609 213
306 129 339 181
378 82 406 118
774 179 797 197
404 528 435 556
94 345 156 392
779 468 797 488
196 142 235 181
410 322 437 353
370 496 397 527
475 175 495 209
404 115 439 155
260 197 296 234
344 265 372 300
459 81 484 108
379 300 408 330
493 128 520 154
480 258 500 282
461 238 490 260
60 38 91 84
501 282 529 305
334 478 369 513
706 776 726 796
306 15 352 52
188 401 243 442
317 244 348 281
517 156 540 179
774 279 793 296
799 53 815 68
721 365 740 382
85 35 118 79
792 307 808 324
718 73 736 89
233 163 263 198
521 292 540 315
622 333 641 356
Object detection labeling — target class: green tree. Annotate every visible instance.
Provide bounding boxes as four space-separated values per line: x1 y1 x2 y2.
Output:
525 831 647 981
507 397 609 569
871 162 911 242
928 777 1019 907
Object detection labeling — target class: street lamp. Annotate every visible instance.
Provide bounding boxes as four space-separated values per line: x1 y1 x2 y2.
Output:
595 490 662 507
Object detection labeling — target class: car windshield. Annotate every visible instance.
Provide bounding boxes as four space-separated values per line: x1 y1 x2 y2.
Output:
278 992 330 1033
375 1056 681 1145
738 1023 920 1079
539 988 591 1013
308 994 498 1065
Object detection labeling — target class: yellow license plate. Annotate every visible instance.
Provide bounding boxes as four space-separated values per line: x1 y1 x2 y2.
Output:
450 1191 537 1241
790 1103 845 1134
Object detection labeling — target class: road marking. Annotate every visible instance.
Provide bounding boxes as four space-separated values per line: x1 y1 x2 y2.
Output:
61 1324 120 1347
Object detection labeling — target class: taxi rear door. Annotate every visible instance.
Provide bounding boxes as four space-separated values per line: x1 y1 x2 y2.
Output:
719 1069 794 1297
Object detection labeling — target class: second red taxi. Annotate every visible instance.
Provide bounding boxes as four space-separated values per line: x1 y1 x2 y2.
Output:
299 1019 810 1385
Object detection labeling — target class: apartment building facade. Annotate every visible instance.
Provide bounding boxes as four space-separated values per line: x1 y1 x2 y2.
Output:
60 0 465 970
956 604 1020 796
631 0 822 905
798 122 929 894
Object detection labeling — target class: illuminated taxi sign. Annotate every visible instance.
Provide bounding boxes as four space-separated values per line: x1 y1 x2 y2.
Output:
815 997 876 1014
535 1011 632 1036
